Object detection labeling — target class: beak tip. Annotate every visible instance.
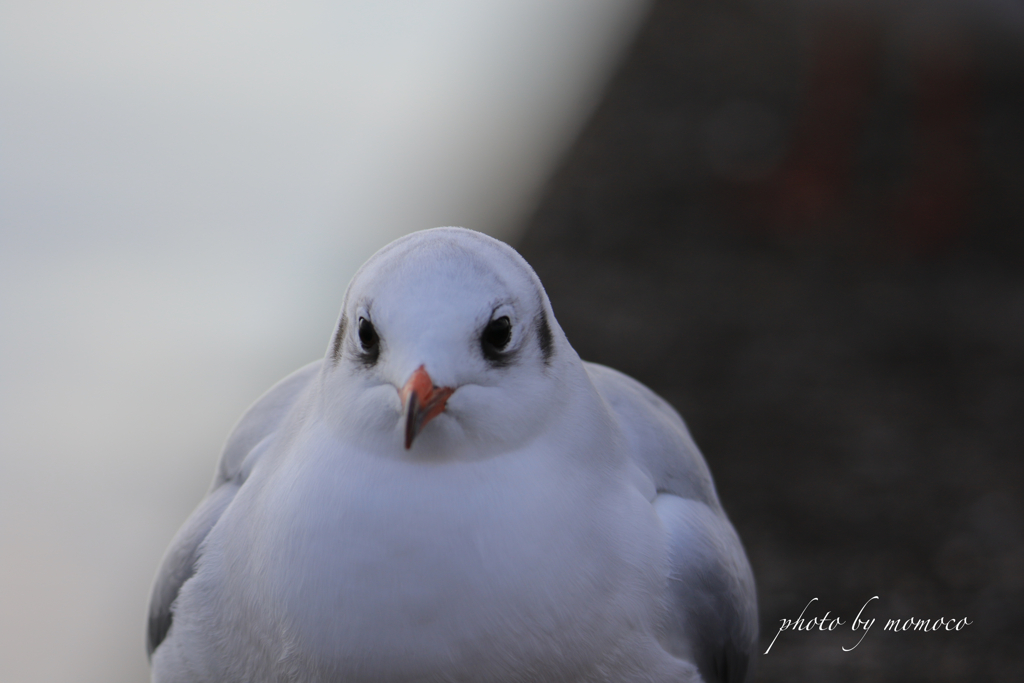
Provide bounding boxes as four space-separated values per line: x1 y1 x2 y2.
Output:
404 392 418 449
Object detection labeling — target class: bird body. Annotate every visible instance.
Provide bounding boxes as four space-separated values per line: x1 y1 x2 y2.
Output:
148 228 757 683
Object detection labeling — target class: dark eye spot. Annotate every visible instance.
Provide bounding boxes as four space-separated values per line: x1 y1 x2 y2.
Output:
481 316 512 363
357 317 380 366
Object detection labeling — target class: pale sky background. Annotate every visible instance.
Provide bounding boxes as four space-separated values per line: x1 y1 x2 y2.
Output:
0 2 651 681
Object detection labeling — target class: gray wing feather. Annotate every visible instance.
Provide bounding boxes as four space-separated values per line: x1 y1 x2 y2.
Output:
212 360 323 489
146 360 322 658
146 482 238 657
585 362 758 683
655 496 758 683
584 362 719 507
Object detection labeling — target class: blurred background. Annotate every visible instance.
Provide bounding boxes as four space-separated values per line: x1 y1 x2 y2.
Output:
1 0 1021 681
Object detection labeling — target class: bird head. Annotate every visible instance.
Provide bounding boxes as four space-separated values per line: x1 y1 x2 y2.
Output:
319 227 577 459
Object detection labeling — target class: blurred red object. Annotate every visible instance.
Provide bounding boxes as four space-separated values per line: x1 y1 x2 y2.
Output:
890 35 977 254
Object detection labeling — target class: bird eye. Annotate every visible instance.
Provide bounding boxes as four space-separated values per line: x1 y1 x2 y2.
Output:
358 317 379 349
357 317 380 366
481 316 512 360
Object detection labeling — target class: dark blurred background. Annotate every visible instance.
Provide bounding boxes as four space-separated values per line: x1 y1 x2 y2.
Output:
517 0 1024 680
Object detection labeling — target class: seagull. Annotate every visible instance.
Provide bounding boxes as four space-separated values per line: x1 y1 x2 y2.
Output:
147 227 758 683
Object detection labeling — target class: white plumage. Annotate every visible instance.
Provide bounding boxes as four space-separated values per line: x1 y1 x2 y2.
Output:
148 227 757 682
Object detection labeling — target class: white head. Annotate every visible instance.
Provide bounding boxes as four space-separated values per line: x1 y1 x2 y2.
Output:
318 228 581 460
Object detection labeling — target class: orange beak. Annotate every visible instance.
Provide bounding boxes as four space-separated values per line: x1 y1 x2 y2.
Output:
399 365 455 449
